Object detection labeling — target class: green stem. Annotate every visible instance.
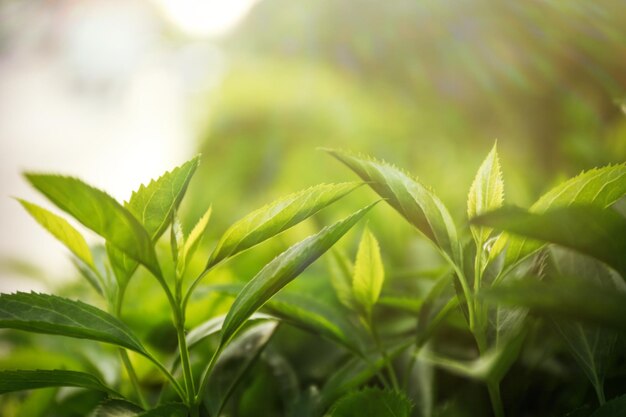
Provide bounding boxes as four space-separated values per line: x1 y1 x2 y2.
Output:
487 381 505 417
119 349 148 409
368 317 399 390
175 307 196 405
194 346 221 405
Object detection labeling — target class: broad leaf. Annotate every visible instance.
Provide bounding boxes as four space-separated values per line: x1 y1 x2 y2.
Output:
219 203 376 346
25 174 160 277
480 279 626 333
0 292 147 354
186 312 272 349
467 143 504 248
473 206 626 277
328 388 413 417
490 163 626 274
207 182 360 267
352 227 384 318
19 200 95 269
326 149 461 270
0 370 119 396
212 283 365 353
204 322 278 417
126 156 200 240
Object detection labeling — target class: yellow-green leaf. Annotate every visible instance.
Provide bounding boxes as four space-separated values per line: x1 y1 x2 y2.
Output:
18 199 95 270
352 227 384 317
467 142 504 248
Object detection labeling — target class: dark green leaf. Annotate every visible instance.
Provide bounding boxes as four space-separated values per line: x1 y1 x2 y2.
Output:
328 388 413 417
219 203 376 346
591 394 626 417
208 182 360 267
204 322 278 417
0 370 119 396
24 174 160 277
95 399 143 417
0 292 147 353
473 205 626 277
136 404 188 417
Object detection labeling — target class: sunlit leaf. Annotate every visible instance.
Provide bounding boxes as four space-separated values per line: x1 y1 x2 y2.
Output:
0 370 119 396
325 149 462 267
490 163 626 274
0 292 147 354
467 142 504 249
219 203 376 347
207 182 361 268
328 250 356 310
352 227 384 318
328 387 413 417
18 199 95 269
178 205 212 275
108 157 200 285
24 174 160 277
473 205 626 277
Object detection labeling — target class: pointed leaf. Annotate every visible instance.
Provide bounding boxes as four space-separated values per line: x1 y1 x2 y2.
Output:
178 205 212 274
24 174 160 277
473 206 626 277
328 250 356 310
467 143 504 248
19 200 95 269
0 292 147 353
328 388 413 417
491 163 626 273
326 149 461 267
352 227 384 318
208 182 361 267
0 370 119 396
219 203 376 346
127 156 200 240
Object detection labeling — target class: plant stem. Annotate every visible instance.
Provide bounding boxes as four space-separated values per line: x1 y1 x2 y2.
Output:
194 346 221 405
487 381 505 417
119 349 148 409
175 307 196 405
368 318 400 390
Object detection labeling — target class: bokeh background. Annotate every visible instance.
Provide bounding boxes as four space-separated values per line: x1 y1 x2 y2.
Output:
1 0 626 292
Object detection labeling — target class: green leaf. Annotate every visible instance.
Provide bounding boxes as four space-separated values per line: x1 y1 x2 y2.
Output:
219 202 376 347
207 182 361 267
127 156 200 240
591 394 626 417
490 163 626 274
480 279 626 333
211 283 366 353
328 388 413 417
204 322 278 417
0 370 119 396
328 250 356 310
550 248 617 405
24 174 160 277
18 199 95 269
95 399 143 417
467 142 504 248
136 404 188 417
0 292 147 354
352 227 384 318
326 149 461 267
472 205 626 277
107 156 200 285
178 205 212 274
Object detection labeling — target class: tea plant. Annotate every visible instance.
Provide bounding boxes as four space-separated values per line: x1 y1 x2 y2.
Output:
0 156 374 416
1 145 625 417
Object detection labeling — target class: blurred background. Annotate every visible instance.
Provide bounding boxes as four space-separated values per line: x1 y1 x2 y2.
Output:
1 0 626 293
